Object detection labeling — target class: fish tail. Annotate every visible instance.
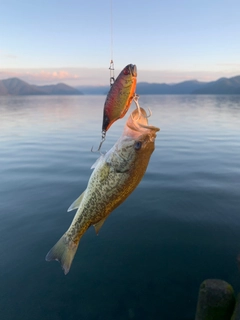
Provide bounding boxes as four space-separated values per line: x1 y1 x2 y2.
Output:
45 234 79 275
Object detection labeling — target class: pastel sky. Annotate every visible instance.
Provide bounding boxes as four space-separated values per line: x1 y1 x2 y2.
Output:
1 0 240 85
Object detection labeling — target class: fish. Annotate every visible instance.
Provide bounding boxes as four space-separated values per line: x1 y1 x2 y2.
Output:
45 107 160 275
102 63 137 133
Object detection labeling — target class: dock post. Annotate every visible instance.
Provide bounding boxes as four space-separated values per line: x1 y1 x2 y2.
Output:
195 279 235 320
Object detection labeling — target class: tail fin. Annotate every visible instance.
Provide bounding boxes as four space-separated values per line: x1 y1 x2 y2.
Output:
45 235 79 275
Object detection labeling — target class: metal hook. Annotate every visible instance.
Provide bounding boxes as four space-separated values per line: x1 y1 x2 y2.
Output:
109 60 115 87
91 131 106 153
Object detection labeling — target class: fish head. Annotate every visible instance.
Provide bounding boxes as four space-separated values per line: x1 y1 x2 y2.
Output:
117 64 137 88
114 107 160 171
122 64 137 78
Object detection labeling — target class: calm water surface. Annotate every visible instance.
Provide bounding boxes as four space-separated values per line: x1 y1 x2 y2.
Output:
1 95 240 320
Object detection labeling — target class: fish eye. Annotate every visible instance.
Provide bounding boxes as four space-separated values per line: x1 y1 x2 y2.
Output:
123 67 130 75
134 141 142 150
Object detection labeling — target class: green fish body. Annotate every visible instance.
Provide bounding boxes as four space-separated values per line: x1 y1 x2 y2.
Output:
46 107 159 274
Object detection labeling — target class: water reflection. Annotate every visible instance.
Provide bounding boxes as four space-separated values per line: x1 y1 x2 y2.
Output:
1 95 240 320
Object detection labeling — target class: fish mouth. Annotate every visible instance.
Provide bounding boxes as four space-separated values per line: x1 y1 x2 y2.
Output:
124 107 160 140
130 64 137 77
122 64 137 77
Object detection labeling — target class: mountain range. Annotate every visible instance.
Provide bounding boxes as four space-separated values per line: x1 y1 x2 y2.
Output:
0 78 83 95
77 75 240 95
1 76 240 96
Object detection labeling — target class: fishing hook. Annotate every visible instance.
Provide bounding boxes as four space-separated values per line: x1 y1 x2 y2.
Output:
91 130 106 153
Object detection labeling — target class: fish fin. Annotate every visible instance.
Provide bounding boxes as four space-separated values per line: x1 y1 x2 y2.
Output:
67 191 85 212
93 217 107 235
91 154 104 169
45 235 79 275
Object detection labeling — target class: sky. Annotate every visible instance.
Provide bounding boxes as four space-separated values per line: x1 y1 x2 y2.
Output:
1 0 240 86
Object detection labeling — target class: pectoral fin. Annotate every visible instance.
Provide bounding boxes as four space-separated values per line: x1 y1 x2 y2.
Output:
67 191 85 212
93 217 107 235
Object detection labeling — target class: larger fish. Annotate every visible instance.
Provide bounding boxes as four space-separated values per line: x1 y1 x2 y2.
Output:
102 64 137 133
45 107 159 274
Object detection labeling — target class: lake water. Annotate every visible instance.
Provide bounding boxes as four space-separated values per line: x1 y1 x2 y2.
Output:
1 95 240 320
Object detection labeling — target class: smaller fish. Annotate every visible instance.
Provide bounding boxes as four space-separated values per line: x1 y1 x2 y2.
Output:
102 64 137 133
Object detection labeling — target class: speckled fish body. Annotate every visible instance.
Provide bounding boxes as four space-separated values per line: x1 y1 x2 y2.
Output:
102 64 137 133
46 107 159 274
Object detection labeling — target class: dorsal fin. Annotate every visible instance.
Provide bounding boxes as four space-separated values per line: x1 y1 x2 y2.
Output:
67 191 85 212
93 217 107 235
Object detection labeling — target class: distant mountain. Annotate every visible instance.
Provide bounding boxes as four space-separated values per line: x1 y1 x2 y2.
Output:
193 76 240 94
2 75 240 96
0 78 83 96
39 83 83 95
77 76 240 95
136 80 207 94
76 80 208 95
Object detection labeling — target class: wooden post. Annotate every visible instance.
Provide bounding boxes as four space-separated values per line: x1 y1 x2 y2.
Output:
195 279 235 320
231 293 240 319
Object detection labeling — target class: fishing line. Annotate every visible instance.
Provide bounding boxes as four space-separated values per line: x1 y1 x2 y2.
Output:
110 0 113 62
91 0 114 152
109 0 115 86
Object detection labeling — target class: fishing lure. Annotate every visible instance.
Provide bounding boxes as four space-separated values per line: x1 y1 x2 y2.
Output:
93 64 137 152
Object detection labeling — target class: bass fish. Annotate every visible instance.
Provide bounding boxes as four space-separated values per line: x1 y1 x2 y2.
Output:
102 64 137 133
46 107 159 274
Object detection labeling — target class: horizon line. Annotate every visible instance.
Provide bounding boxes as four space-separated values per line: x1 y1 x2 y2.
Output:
0 74 239 87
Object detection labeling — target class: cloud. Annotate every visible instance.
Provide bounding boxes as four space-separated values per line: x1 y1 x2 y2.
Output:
0 69 80 84
27 70 80 82
0 67 109 86
138 68 240 83
216 63 240 67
